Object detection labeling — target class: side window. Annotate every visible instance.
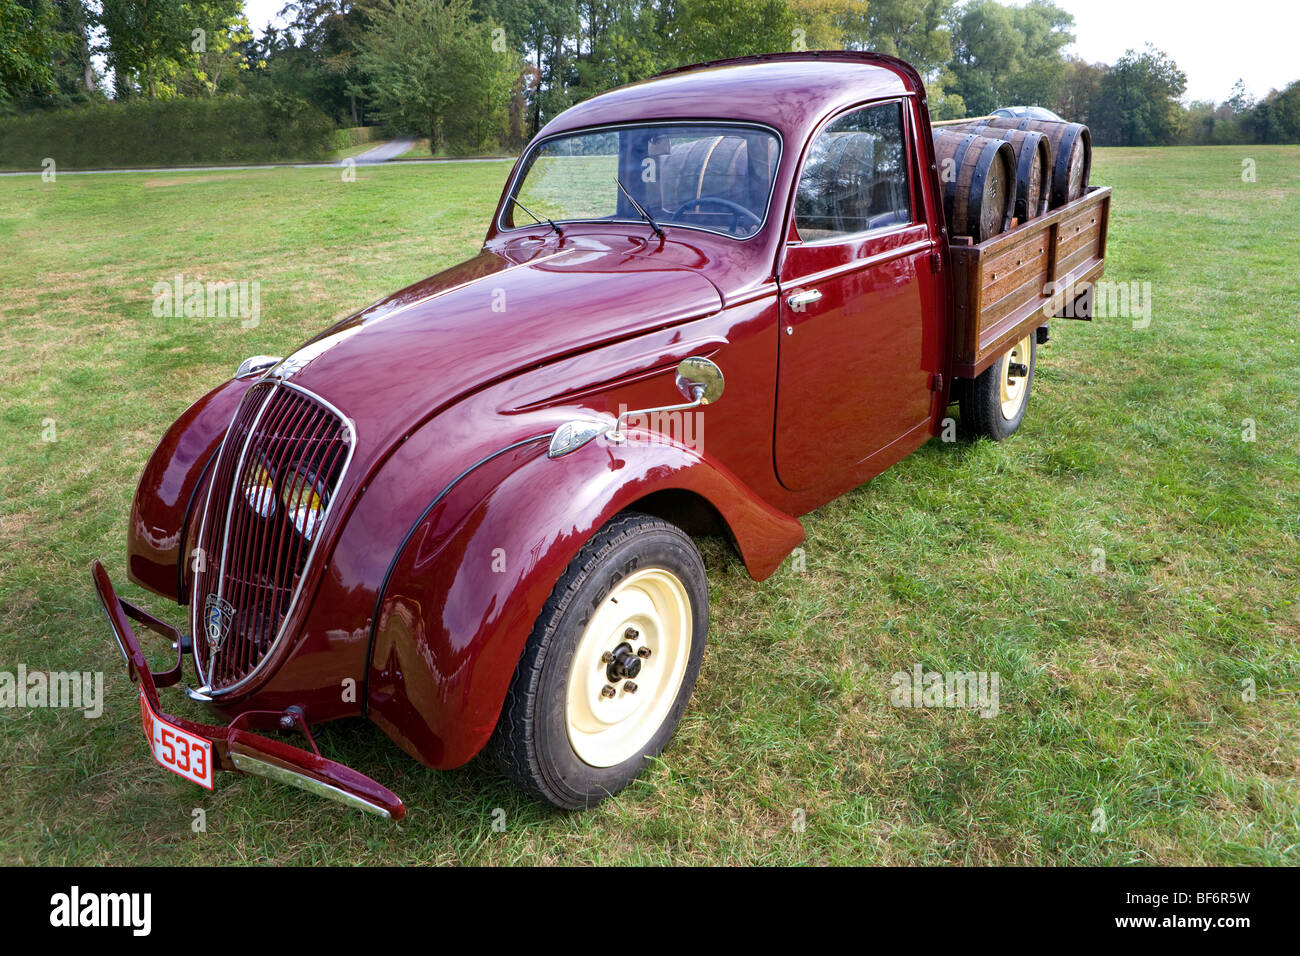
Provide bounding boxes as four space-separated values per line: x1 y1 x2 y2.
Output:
794 101 913 241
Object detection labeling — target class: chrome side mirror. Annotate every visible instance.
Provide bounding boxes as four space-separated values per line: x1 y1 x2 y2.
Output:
547 357 724 458
674 356 725 405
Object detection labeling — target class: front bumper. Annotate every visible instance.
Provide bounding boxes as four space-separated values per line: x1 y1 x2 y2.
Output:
91 561 406 821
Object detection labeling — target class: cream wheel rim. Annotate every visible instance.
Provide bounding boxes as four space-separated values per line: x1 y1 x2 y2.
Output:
999 334 1032 419
565 567 692 768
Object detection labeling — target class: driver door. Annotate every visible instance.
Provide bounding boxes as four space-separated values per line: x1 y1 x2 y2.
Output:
774 98 939 491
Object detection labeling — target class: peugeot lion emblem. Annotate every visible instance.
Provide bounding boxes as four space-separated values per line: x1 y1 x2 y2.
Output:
204 595 235 652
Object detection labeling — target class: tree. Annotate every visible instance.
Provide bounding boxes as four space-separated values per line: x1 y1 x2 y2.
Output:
443 9 520 150
1262 81 1300 143
948 0 1023 115
1241 99 1275 144
571 0 669 102
176 1 252 96
1225 78 1253 115
840 0 955 78
1002 0 1073 107
273 1 371 124
357 0 517 152
947 0 1072 116
836 0 960 113
785 0 858 49
1181 99 1218 146
0 0 64 107
476 0 581 137
96 0 191 98
668 0 796 65
1093 44 1186 146
1055 57 1106 126
48 0 99 103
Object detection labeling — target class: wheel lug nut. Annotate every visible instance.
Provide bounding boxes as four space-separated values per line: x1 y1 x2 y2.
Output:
624 627 639 641
600 685 617 699
601 651 614 664
636 647 651 659
624 682 638 694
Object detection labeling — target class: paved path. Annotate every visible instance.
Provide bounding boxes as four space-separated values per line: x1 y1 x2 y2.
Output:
352 136 416 164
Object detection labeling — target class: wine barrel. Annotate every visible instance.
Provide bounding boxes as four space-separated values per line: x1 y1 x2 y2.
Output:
660 134 754 211
789 131 899 236
952 124 1051 222
816 131 879 233
963 117 1090 208
931 130 1016 242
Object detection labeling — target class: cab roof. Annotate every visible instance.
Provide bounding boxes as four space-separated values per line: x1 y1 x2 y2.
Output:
536 52 923 146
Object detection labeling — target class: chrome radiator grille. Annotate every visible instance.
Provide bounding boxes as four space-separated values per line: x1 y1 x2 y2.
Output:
191 380 354 693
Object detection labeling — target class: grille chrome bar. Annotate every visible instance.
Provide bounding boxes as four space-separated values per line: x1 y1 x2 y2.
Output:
191 380 355 695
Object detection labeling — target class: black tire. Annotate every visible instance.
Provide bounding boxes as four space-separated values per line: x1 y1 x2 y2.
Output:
489 512 709 809
960 332 1037 441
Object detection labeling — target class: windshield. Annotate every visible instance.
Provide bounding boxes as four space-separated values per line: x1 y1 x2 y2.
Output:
503 124 781 239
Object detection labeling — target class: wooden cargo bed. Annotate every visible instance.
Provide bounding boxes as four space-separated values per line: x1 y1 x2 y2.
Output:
949 185 1111 378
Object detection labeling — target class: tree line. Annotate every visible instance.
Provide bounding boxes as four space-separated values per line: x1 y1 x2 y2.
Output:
3 0 1298 154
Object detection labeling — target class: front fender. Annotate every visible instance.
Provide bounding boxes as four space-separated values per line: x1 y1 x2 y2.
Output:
366 431 804 770
127 376 255 601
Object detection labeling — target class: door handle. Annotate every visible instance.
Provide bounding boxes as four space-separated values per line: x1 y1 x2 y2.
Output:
786 288 822 311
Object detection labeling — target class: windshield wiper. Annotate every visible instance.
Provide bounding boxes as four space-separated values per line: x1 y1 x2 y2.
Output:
510 196 563 236
615 177 665 239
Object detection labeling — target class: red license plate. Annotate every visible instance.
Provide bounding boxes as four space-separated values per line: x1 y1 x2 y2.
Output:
139 690 213 789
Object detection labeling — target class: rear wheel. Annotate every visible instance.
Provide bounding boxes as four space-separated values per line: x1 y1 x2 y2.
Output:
490 512 708 809
960 331 1037 440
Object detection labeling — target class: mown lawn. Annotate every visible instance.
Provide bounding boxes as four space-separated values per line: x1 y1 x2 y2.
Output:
0 146 1297 865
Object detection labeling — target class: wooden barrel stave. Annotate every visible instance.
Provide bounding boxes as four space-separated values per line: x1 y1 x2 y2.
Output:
931 129 1016 242
820 131 876 233
960 116 1091 208
950 123 1051 221
659 135 751 211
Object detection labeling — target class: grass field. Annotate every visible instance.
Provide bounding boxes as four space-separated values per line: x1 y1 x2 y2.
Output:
1 146 1297 865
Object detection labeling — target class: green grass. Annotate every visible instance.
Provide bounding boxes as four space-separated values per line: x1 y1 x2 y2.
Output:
519 153 620 220
1 147 1298 865
396 137 433 159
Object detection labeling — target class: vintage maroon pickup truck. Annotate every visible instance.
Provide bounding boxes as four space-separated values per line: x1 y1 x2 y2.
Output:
93 51 1109 818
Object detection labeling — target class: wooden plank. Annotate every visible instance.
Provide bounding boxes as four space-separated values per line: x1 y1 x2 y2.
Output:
1096 192 1110 259
1056 210 1104 260
979 271 1049 329
947 232 984 363
979 243 1050 309
1057 244 1099 279
982 231 1050 279
1045 220 1059 287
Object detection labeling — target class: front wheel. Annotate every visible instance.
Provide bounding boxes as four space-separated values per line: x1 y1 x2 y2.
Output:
960 331 1037 441
489 513 708 809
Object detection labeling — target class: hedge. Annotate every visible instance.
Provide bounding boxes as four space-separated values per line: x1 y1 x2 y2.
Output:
0 95 338 170
332 125 389 151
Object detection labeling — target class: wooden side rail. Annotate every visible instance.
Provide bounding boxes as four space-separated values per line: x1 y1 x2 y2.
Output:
949 185 1111 377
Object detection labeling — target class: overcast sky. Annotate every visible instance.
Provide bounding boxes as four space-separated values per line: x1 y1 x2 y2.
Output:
242 0 1299 105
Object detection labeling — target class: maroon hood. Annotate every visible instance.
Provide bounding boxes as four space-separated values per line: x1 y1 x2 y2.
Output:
279 236 723 456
